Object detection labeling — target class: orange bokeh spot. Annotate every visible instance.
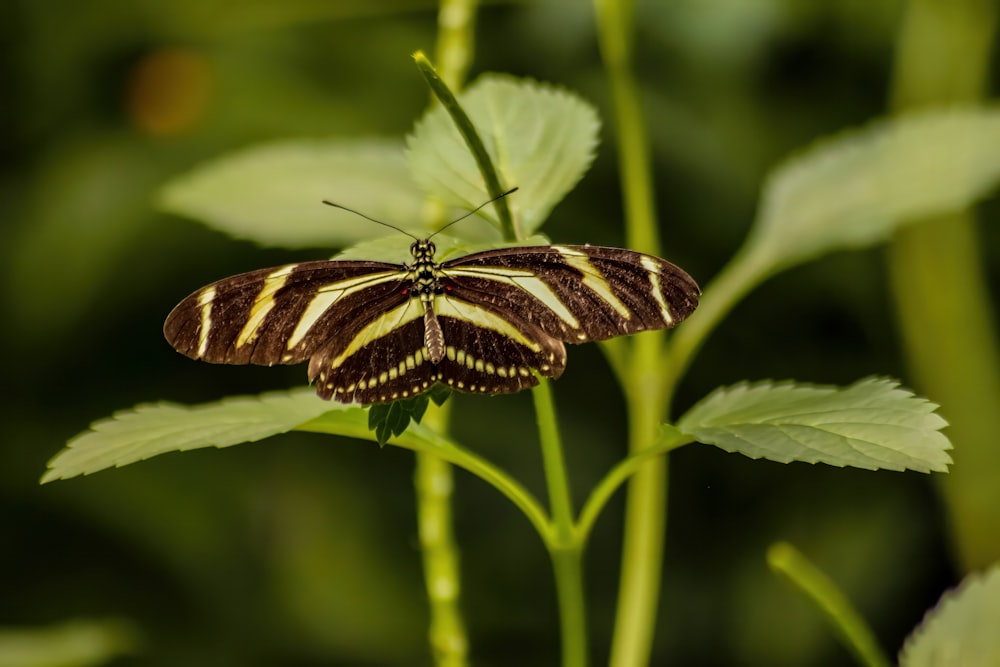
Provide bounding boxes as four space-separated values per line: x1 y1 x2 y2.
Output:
126 48 213 136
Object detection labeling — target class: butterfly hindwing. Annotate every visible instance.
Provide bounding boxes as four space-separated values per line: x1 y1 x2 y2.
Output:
311 294 566 403
312 311 440 403
434 313 566 394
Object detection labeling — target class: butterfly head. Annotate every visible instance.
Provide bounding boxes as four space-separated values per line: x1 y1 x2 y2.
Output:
410 239 437 261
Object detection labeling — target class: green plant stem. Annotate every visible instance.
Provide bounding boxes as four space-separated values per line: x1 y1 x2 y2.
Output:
767 542 892 667
299 416 553 540
593 0 673 664
434 0 478 90
534 378 576 541
415 403 467 667
414 9 480 664
593 0 659 255
532 378 588 667
550 547 588 667
413 51 517 241
612 340 668 667
887 0 1000 571
578 428 694 544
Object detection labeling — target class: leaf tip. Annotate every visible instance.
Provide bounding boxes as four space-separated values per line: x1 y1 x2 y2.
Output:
766 541 797 573
39 468 61 485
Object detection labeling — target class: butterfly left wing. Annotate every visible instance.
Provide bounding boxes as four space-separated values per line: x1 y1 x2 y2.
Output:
164 260 407 366
308 303 439 403
439 244 700 343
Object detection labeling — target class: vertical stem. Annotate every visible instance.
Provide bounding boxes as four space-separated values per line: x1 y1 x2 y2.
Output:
550 547 589 667
887 0 1000 571
414 2 480 666
593 0 660 255
611 351 668 667
594 1 670 665
534 378 576 533
416 405 468 667
533 378 589 667
435 0 478 91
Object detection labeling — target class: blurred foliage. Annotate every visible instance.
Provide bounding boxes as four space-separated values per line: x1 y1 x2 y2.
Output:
2 0 995 665
899 562 1000 666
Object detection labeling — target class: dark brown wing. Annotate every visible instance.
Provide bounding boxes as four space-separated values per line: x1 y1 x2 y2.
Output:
440 244 700 343
164 260 407 366
309 309 439 403
165 244 700 405
308 294 566 404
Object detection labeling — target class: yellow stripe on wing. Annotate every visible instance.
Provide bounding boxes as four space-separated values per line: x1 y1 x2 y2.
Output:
552 246 631 320
235 265 296 349
640 255 673 325
435 295 543 351
443 265 581 329
196 286 216 358
287 270 402 350
328 298 424 369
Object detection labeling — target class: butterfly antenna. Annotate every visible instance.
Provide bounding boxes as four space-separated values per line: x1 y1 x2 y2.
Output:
428 187 519 239
321 200 419 241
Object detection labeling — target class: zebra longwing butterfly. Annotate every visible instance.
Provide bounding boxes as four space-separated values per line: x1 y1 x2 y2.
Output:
164 203 700 404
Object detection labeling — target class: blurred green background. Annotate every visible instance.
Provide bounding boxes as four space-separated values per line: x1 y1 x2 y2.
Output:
2 0 996 665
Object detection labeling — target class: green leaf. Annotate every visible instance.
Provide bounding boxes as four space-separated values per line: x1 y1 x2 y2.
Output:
675 377 952 472
330 232 550 266
43 389 352 482
428 384 452 407
900 563 1000 667
747 107 1000 274
406 73 600 237
0 618 138 667
158 138 429 248
367 396 431 446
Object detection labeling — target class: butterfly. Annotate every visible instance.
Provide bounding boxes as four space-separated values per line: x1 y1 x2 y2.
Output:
164 192 700 404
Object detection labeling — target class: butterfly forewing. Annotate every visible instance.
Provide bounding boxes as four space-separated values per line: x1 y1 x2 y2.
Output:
441 245 699 343
164 260 407 366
